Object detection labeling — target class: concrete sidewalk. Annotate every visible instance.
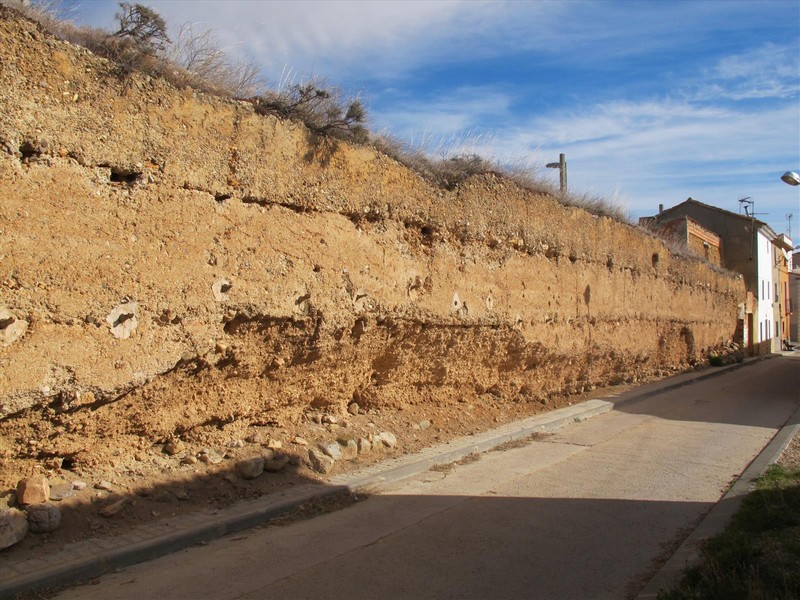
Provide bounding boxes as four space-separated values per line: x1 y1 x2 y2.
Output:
0 355 785 599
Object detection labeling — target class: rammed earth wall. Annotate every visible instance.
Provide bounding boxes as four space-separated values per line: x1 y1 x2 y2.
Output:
0 7 743 426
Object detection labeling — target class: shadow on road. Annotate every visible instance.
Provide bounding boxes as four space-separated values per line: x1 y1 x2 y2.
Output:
611 355 800 429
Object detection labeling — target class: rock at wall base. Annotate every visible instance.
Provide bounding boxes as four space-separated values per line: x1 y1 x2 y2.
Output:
236 457 265 480
0 508 29 549
25 502 61 533
16 475 50 505
308 449 334 474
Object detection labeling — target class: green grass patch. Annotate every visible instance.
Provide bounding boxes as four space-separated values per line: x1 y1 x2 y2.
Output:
659 464 800 599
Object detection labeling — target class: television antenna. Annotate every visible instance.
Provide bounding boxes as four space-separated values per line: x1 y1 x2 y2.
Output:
738 197 768 219
787 213 793 237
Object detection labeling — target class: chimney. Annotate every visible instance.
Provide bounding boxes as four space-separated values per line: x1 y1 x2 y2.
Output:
658 204 664 214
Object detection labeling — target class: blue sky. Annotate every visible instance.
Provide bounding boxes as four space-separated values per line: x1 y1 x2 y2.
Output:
61 0 800 242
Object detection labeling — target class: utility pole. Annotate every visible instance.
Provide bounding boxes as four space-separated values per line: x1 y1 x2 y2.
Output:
546 153 567 194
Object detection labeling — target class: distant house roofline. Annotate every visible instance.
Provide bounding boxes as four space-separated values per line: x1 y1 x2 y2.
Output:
656 198 779 239
775 233 794 252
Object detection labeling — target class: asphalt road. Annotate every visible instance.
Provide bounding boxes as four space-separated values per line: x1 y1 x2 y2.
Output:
56 355 800 600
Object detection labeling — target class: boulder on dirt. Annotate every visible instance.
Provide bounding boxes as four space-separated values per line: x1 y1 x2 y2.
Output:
48 481 75 501
308 449 334 474
264 455 290 473
99 497 128 517
0 305 28 347
16 474 49 505
236 457 265 480
0 508 29 549
357 438 372 454
163 438 185 456
319 441 343 460
337 437 358 460
377 432 397 449
0 491 16 510
198 448 223 464
25 502 61 533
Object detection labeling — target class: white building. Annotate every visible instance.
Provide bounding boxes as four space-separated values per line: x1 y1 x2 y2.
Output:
756 228 777 351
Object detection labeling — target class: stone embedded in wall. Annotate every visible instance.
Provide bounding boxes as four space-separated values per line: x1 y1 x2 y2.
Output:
293 292 311 316
106 302 138 339
0 305 28 347
353 289 372 312
451 293 461 312
212 279 232 301
451 292 469 317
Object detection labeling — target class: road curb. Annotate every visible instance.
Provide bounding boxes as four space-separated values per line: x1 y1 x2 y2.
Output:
0 355 776 599
637 396 800 599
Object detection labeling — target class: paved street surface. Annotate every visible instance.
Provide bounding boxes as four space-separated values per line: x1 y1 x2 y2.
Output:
56 356 800 600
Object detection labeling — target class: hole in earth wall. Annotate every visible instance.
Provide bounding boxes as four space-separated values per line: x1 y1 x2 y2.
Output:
110 168 142 185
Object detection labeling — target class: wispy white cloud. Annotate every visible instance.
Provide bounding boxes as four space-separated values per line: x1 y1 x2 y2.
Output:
141 0 505 83
375 86 514 142
688 43 800 101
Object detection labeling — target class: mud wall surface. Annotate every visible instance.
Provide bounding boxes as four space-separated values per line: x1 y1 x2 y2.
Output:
0 10 743 465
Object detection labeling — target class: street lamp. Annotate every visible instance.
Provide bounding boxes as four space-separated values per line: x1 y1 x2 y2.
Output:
781 171 800 186
546 153 567 194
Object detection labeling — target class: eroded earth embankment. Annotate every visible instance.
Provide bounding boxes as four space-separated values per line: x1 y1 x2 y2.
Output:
0 7 743 501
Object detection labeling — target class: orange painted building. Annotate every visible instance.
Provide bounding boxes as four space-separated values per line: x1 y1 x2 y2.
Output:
774 234 793 347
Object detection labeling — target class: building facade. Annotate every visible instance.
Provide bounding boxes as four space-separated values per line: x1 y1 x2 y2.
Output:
642 198 787 354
